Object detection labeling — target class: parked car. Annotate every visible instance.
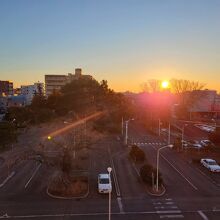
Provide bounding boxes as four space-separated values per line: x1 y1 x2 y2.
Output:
98 173 112 193
200 158 220 172
181 140 189 147
187 140 203 149
200 140 213 147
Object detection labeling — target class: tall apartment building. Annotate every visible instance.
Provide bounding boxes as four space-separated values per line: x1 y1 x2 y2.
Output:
45 68 92 97
45 75 68 97
0 80 13 96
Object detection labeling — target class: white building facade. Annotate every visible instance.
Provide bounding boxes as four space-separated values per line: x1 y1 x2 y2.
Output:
21 82 44 105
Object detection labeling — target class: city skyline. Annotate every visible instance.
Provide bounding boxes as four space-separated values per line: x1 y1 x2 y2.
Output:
0 0 220 92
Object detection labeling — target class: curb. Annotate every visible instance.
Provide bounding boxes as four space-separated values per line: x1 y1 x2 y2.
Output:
131 162 166 197
46 177 90 200
146 185 166 197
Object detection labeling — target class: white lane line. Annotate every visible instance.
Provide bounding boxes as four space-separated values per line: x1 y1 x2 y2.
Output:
117 197 124 213
165 202 174 205
160 153 198 190
0 211 156 219
0 171 16 188
109 149 121 197
195 167 218 185
160 214 184 218
24 163 42 189
132 162 140 177
170 206 178 209
0 211 185 219
198 210 209 220
156 210 182 214
151 145 198 190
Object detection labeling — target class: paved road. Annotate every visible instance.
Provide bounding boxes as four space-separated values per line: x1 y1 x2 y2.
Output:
1 122 220 220
127 122 220 219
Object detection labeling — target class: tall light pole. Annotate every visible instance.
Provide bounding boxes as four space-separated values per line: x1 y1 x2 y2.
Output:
181 124 188 150
156 145 173 191
158 119 161 137
121 117 124 136
124 118 134 145
107 167 112 220
168 122 171 145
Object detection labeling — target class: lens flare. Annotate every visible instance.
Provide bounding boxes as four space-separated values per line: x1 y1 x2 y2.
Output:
161 81 169 89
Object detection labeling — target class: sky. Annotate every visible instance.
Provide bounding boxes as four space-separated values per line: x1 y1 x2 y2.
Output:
0 0 220 92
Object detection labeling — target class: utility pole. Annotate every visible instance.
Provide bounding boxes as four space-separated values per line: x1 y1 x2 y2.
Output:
121 117 124 136
168 123 171 145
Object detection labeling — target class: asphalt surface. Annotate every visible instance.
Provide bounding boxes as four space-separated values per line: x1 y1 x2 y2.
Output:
0 121 220 219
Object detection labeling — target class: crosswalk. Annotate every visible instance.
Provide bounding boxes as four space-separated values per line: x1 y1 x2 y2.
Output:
152 198 184 219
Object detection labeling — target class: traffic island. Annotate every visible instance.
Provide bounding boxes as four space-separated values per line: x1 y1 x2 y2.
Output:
144 184 166 196
47 172 89 199
129 145 166 197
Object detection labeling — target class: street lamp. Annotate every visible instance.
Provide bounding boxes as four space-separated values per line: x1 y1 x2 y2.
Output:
121 117 124 136
156 144 173 191
124 118 134 145
158 119 161 137
107 167 112 220
181 124 188 150
168 122 171 145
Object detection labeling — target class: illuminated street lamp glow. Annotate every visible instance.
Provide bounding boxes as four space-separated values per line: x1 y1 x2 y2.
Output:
47 136 52 140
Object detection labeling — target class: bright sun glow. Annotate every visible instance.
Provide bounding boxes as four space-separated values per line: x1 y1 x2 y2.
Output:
161 80 169 89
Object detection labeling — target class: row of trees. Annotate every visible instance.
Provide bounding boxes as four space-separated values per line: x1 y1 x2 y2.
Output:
0 122 17 150
140 78 207 121
4 77 135 133
129 145 163 187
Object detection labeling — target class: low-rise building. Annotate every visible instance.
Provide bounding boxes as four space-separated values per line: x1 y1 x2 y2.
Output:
7 95 27 107
21 82 44 105
0 80 13 96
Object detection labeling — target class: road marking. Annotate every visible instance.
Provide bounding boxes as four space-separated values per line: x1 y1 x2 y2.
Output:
160 153 198 190
24 163 42 189
156 210 182 214
155 206 165 209
109 148 121 197
0 171 16 188
0 211 182 219
170 206 178 209
117 197 124 213
198 210 209 220
151 145 198 190
132 162 140 177
160 214 184 218
195 167 218 186
165 202 174 205
166 198 173 201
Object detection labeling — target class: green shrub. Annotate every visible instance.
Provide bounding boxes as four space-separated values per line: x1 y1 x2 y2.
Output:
140 164 163 186
129 145 146 162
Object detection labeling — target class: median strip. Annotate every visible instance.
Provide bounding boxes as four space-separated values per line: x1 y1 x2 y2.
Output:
108 148 121 197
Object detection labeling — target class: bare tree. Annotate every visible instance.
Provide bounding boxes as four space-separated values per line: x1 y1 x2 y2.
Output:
141 79 161 93
170 79 206 119
170 79 205 95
